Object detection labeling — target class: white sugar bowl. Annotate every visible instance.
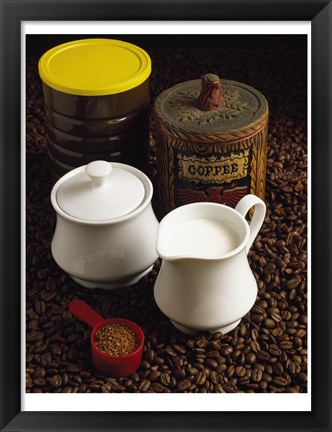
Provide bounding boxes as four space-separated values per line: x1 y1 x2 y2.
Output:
50 161 159 289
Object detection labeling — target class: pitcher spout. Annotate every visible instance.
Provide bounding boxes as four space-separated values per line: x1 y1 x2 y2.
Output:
156 226 188 262
156 202 249 262
156 230 214 262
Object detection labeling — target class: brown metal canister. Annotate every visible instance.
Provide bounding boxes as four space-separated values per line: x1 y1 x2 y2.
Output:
38 38 151 181
153 74 269 217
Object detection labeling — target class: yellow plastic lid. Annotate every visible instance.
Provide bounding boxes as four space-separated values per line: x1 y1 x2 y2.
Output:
38 38 151 96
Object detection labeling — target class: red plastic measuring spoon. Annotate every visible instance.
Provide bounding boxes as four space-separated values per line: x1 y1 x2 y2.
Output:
70 300 144 378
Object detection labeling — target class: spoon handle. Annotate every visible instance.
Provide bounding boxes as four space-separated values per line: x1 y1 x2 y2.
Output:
70 300 105 328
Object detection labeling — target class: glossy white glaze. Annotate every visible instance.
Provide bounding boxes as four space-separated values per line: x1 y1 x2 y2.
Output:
51 162 159 289
154 195 266 334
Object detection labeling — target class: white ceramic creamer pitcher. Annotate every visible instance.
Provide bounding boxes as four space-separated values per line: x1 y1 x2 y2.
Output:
154 194 266 335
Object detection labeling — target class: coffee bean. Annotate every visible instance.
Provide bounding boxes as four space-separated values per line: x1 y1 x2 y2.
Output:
140 360 151 371
67 364 82 373
250 340 261 352
193 363 205 371
252 368 263 382
220 345 233 356
273 362 284 375
172 367 186 380
298 372 307 383
177 379 191 391
154 356 165 366
164 347 177 357
138 379 151 392
263 372 272 383
279 340 294 350
33 377 46 386
296 329 306 337
211 332 223 341
195 339 209 349
217 363 227 374
264 263 276 274
289 361 301 375
207 351 220 359
287 278 301 289
168 356 183 368
147 382 164 392
252 305 265 315
245 352 257 364
145 349 155 363
257 350 270 361
251 314 264 324
208 341 221 350
62 386 73 393
101 384 112 393
130 372 140 383
263 318 276 329
194 372 207 386
293 337 303 347
222 382 237 393
160 372 171 386
251 328 259 340
271 312 282 323
214 383 225 393
110 384 126 392
173 344 186 355
269 344 282 356
49 375 62 388
147 370 161 382
206 359 218 370
292 354 302 364
272 327 284 337
26 312 38 325
34 342 48 354
235 366 246 377
33 367 46 378
34 300 46 315
209 371 218 384
186 366 198 376
273 376 288 386
286 386 299 393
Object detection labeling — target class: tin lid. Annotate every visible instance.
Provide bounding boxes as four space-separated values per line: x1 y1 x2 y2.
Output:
56 161 145 221
38 38 151 96
154 74 269 142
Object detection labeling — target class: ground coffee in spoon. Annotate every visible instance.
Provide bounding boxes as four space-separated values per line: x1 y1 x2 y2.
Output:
94 323 138 357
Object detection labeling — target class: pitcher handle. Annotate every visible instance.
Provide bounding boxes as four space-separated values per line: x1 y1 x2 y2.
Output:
235 194 266 255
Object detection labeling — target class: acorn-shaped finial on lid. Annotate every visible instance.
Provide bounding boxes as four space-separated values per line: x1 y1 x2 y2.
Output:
195 73 225 111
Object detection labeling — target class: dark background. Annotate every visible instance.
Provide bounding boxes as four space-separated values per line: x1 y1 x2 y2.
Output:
26 33 307 115
27 34 306 53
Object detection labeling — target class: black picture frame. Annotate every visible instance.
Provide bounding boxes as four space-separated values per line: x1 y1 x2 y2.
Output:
1 0 331 431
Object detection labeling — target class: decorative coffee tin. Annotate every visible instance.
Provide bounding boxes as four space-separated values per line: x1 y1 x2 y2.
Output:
154 73 269 217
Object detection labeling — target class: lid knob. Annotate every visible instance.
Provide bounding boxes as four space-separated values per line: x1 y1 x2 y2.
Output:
85 161 112 187
195 73 225 111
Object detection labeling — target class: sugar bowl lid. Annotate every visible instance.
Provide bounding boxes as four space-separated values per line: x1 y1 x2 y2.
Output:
56 161 145 221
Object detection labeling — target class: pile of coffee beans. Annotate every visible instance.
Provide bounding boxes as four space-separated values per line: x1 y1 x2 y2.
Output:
26 41 307 393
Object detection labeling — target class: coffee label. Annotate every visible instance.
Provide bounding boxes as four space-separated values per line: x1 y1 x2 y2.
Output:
174 148 251 208
177 150 249 184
